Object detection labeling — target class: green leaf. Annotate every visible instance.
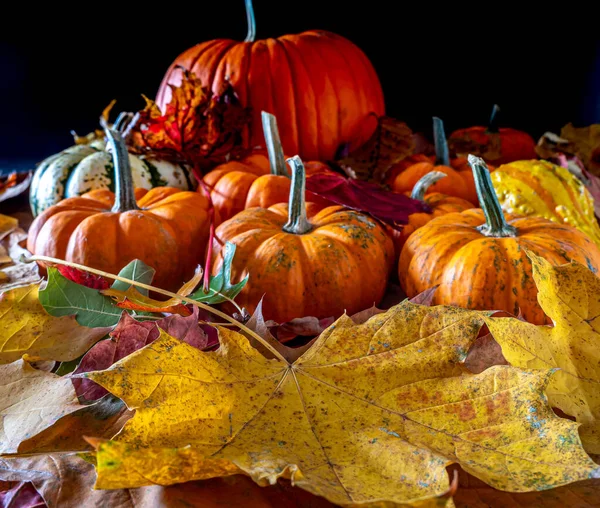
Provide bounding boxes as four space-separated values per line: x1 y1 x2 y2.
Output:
39 268 123 328
110 260 155 296
190 242 248 305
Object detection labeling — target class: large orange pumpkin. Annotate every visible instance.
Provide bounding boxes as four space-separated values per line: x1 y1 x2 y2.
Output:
156 0 384 161
389 171 474 259
27 125 214 292
203 112 331 221
391 117 492 203
398 155 600 324
448 104 537 165
212 155 394 323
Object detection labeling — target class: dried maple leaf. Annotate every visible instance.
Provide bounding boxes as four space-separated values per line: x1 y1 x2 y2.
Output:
73 309 214 401
0 481 45 508
0 172 33 204
0 360 83 454
485 253 600 454
0 228 41 292
129 68 252 171
333 116 415 183
559 123 600 176
84 301 599 506
305 172 428 227
0 283 110 365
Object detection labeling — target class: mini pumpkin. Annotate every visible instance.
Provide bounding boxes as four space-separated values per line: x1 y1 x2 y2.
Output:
399 155 600 325
391 117 491 203
29 112 194 217
203 112 331 221
491 159 600 247
157 0 384 161
448 104 537 165
389 171 475 258
27 124 214 292
212 155 394 323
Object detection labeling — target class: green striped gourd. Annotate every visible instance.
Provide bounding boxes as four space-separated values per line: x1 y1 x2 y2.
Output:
29 113 195 216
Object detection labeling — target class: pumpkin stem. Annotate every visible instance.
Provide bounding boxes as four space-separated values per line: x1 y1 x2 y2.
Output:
102 120 139 213
261 111 287 177
244 0 256 42
488 104 500 134
469 154 516 237
283 156 313 235
411 171 447 201
433 117 450 166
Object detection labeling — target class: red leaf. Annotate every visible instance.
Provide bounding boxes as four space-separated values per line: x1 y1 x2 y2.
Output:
57 266 109 290
305 172 429 227
129 68 251 171
72 309 217 401
0 481 45 508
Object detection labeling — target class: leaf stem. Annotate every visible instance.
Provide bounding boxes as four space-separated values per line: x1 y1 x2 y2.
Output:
283 156 312 235
244 0 256 42
261 111 287 177
27 255 288 364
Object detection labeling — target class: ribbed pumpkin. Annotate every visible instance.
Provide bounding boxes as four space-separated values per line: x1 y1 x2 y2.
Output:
391 117 491 203
27 125 214 292
212 155 394 323
389 171 474 258
29 112 194 217
156 0 384 161
448 104 537 165
399 155 600 325
491 159 600 247
203 112 331 221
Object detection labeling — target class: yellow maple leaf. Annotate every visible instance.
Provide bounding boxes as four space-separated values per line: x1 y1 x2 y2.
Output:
86 302 599 506
0 283 110 364
485 253 600 454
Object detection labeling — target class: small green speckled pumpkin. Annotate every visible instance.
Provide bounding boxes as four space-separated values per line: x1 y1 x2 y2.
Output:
29 112 195 216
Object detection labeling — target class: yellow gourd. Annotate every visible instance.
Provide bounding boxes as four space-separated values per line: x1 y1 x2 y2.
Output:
491 159 600 247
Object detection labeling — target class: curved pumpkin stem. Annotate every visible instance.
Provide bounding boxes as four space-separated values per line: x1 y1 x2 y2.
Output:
432 117 450 166
102 120 139 213
244 0 256 42
468 154 516 237
411 171 447 201
488 104 500 134
283 156 313 235
261 111 287 177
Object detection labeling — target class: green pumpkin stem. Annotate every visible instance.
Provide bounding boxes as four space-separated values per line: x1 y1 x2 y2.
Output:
102 122 139 213
244 0 256 42
432 117 450 166
283 156 312 235
468 154 516 237
411 171 447 201
261 111 288 177
488 104 500 134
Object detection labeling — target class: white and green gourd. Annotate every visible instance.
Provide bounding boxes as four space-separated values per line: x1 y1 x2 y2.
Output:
29 112 196 216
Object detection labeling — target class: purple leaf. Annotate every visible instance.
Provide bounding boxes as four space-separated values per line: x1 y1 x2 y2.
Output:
305 172 429 227
72 308 216 401
0 481 45 508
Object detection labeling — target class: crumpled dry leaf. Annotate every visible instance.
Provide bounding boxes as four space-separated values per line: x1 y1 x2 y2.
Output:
334 116 415 183
485 253 600 453
85 301 599 505
73 309 214 401
0 172 33 204
129 68 251 171
463 334 508 374
0 215 18 241
0 360 83 454
0 283 110 365
0 227 41 292
559 123 600 176
0 481 45 508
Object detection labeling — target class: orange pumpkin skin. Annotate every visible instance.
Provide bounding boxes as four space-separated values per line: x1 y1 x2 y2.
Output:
212 203 394 322
157 30 384 162
27 187 214 292
398 157 600 327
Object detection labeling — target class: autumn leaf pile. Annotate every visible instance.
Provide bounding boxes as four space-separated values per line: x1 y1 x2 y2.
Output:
1 204 600 507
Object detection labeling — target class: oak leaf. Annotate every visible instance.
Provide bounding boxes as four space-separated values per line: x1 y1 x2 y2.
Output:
0 283 110 364
0 360 83 454
85 301 599 506
485 253 600 453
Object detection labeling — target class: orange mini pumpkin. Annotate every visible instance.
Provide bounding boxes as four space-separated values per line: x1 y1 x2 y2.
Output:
391 117 493 204
448 104 537 165
399 155 600 324
203 112 331 222
212 156 394 323
27 126 214 292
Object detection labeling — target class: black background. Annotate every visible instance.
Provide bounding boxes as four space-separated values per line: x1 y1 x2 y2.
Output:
1 2 599 170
